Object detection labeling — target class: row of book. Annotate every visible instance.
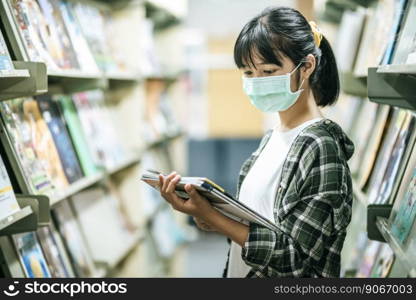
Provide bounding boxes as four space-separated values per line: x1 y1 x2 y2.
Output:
0 90 129 197
0 0 162 76
335 0 415 76
10 183 137 278
5 0 124 73
325 95 416 277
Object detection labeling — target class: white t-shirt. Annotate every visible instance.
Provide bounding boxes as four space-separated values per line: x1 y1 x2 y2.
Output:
226 118 322 278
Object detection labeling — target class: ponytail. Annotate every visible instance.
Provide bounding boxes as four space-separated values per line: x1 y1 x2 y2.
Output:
310 35 340 106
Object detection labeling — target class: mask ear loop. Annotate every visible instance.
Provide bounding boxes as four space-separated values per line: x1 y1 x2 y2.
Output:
290 61 306 91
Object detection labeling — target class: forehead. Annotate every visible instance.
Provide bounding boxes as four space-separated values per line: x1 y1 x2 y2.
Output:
242 52 289 68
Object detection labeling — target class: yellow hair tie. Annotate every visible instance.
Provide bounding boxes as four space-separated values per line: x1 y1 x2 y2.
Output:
309 21 323 48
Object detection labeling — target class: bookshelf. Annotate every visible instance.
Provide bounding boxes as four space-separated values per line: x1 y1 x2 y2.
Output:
324 0 416 278
0 0 188 279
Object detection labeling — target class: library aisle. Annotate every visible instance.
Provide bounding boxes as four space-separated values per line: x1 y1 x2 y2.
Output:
0 0 415 279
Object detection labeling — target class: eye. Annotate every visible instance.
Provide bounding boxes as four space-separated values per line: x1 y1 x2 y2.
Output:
263 69 277 74
244 70 253 76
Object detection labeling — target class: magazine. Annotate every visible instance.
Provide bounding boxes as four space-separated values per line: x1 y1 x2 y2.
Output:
141 169 280 232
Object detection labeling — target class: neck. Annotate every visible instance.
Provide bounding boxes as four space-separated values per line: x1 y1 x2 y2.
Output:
277 88 323 131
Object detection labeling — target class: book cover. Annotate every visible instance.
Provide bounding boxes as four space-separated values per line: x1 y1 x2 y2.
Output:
335 9 366 72
0 99 54 195
37 225 72 278
376 113 416 204
367 109 405 202
71 2 113 72
58 95 100 177
391 167 416 244
37 0 79 70
356 240 382 278
58 1 99 74
52 199 97 277
0 154 20 220
12 232 51 278
370 243 395 277
359 105 391 190
22 98 69 190
381 0 409 65
0 28 14 71
36 95 84 184
10 0 58 70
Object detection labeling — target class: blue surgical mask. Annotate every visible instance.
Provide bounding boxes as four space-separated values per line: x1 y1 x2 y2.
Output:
242 63 305 112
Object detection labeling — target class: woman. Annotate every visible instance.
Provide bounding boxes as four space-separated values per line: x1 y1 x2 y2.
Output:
158 6 354 278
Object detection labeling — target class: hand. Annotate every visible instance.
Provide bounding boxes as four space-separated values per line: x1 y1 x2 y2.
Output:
158 171 215 221
193 216 216 232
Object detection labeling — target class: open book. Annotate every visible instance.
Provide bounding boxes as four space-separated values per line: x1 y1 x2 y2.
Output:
140 169 279 232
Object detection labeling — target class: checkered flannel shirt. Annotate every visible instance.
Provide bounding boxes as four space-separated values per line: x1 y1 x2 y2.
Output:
223 118 355 277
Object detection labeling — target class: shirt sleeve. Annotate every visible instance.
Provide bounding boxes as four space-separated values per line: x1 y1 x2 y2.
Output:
240 136 352 277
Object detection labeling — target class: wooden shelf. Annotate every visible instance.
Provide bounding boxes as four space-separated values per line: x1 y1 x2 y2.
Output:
368 67 416 110
50 153 143 207
377 64 416 75
0 61 47 101
146 130 184 150
50 173 105 207
48 70 108 93
107 154 142 175
0 206 34 236
376 217 416 277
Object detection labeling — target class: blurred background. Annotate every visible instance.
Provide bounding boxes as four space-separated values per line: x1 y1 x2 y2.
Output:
0 0 415 278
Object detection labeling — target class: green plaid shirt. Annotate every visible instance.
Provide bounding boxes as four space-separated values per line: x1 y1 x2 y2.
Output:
223 118 355 278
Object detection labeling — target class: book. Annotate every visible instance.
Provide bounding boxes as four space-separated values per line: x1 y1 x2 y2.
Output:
375 112 416 204
71 2 114 72
356 240 382 278
390 1 416 64
58 0 99 74
52 199 97 277
22 98 69 190
391 145 416 245
36 95 84 184
348 100 378 176
367 109 405 202
58 95 100 177
0 154 20 220
335 9 366 72
381 0 409 65
37 0 79 70
72 91 126 169
353 1 397 76
12 232 51 278
370 243 395 277
37 225 72 278
0 28 14 72
10 0 58 70
0 99 54 195
358 105 391 190
141 169 280 232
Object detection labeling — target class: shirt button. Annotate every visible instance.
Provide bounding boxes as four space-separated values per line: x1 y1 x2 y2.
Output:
278 187 282 192
324 120 331 125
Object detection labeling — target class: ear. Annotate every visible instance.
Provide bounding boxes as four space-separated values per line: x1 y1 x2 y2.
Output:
300 54 316 80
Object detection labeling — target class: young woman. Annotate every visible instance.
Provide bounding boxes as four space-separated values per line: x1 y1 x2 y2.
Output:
158 6 354 278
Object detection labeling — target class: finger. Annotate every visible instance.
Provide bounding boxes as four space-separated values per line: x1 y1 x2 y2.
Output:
184 184 202 201
166 174 181 194
158 175 164 190
162 172 177 193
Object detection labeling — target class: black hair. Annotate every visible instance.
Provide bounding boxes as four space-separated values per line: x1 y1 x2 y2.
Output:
234 6 340 107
